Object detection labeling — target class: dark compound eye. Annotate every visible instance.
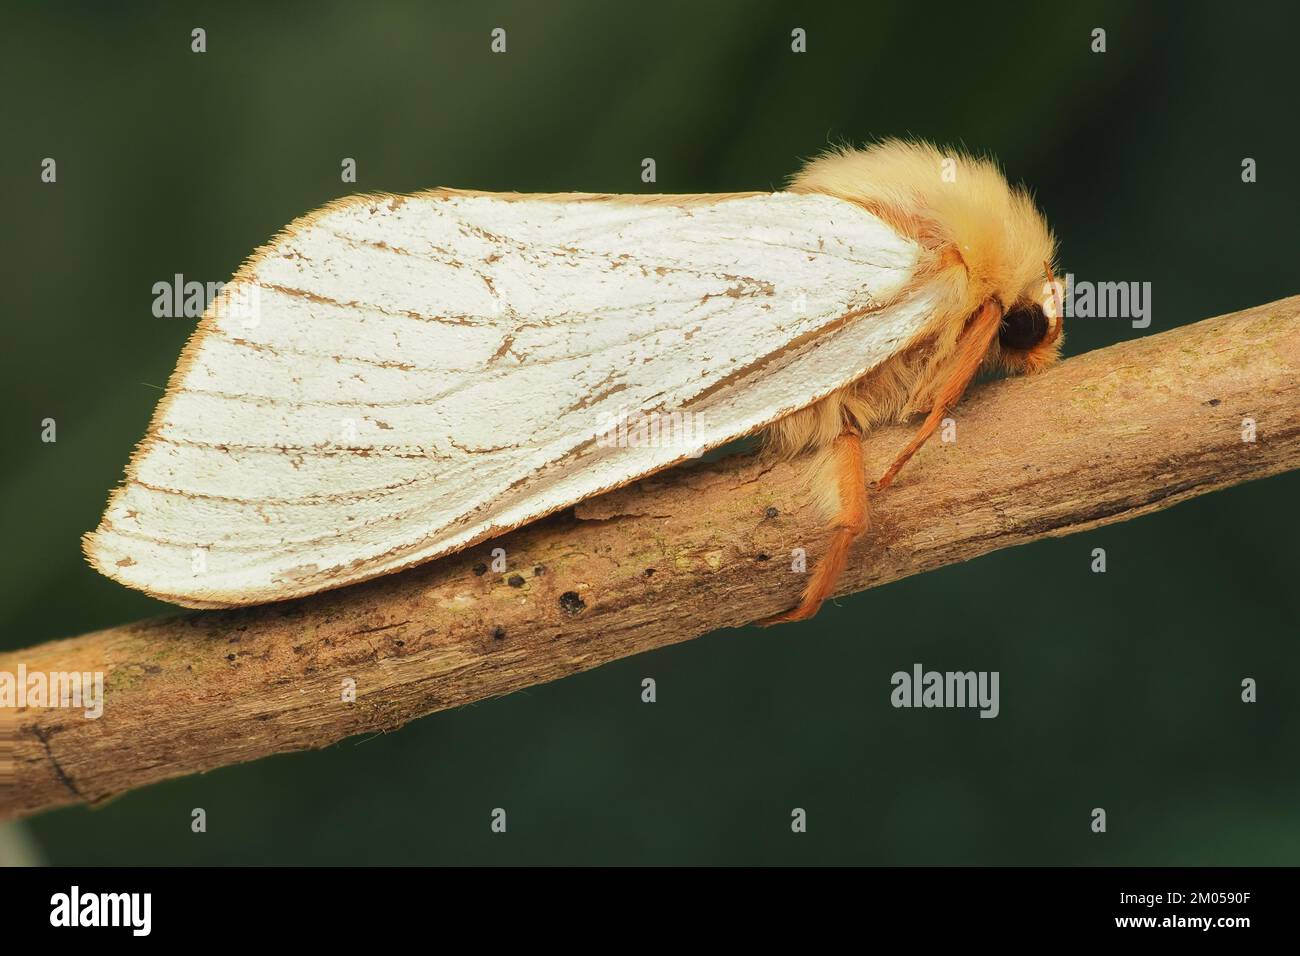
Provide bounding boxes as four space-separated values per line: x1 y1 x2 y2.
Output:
999 304 1049 350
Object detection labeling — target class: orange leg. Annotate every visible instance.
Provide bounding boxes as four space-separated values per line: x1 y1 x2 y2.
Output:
760 298 1005 626
759 431 869 625
876 299 1004 491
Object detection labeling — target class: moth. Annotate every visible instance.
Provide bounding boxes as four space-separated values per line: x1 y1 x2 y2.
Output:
85 140 1062 622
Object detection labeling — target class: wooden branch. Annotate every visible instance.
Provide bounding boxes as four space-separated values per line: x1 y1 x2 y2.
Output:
3 296 1298 819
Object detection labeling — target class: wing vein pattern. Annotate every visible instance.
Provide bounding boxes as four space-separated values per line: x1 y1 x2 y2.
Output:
87 191 933 606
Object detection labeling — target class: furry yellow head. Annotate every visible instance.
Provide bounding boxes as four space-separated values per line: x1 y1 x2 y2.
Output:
766 140 1066 623
791 139 1063 376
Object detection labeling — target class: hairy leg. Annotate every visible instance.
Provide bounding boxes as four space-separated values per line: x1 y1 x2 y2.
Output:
759 431 869 625
761 299 1004 625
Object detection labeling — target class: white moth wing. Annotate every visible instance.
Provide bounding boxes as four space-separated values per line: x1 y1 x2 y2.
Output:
85 190 935 607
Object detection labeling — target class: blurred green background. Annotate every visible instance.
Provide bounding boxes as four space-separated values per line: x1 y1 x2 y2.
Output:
2 0 1297 865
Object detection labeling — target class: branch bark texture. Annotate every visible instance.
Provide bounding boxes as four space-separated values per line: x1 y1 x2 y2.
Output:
3 295 1297 819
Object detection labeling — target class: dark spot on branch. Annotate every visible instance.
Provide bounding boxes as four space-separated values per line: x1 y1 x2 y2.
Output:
491 626 506 641
756 553 770 562
32 726 83 800
559 591 586 615
533 565 545 577
764 507 779 519
355 620 410 636
1205 398 1222 407
472 563 487 576
643 568 656 577
507 574 525 588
